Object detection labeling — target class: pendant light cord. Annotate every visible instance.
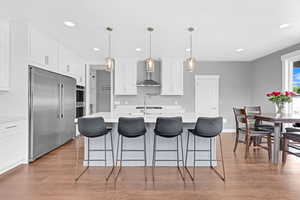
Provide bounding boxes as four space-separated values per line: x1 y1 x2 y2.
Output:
108 31 111 58
190 31 193 57
149 31 152 58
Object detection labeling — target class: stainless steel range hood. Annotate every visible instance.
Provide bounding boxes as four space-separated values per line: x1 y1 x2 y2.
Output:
136 61 161 87
137 71 160 87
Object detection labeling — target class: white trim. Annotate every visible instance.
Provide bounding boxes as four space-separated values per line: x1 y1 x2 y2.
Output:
222 129 235 133
281 50 300 114
0 160 24 175
281 50 300 61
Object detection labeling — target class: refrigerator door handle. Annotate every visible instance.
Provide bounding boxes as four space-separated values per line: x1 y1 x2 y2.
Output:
61 83 64 118
58 83 62 118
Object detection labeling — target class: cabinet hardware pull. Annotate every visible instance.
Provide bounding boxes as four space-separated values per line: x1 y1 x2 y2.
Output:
45 56 49 65
5 125 17 129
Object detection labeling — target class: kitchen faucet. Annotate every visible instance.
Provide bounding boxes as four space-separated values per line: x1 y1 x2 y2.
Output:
142 92 159 115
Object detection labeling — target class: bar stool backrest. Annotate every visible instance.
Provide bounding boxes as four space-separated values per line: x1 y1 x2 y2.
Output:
78 117 107 138
194 117 223 137
118 117 146 137
155 117 183 137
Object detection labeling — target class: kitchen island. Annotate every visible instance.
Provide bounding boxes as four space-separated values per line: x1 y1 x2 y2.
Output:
81 112 218 166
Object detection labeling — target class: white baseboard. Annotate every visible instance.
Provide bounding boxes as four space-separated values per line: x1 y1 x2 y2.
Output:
0 160 24 175
222 129 235 133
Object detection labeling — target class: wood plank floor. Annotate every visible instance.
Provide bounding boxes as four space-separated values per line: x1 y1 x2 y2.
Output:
1 134 300 200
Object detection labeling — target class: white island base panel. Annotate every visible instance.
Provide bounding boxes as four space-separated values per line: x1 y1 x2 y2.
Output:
83 123 217 167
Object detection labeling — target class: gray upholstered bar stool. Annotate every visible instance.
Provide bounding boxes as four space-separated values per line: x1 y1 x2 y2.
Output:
115 117 147 181
75 117 115 182
185 117 225 181
152 117 185 181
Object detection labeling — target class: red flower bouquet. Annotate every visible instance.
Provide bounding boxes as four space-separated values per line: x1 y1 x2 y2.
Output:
266 91 296 114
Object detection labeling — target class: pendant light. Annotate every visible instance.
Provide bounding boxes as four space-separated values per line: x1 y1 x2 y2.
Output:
145 27 156 73
105 27 115 72
184 27 197 72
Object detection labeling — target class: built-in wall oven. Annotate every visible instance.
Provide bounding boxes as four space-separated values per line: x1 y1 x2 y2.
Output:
76 85 85 118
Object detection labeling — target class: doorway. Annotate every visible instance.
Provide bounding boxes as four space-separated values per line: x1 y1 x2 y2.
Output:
89 67 111 113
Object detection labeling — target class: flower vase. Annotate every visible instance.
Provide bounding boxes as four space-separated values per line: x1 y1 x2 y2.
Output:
275 103 285 114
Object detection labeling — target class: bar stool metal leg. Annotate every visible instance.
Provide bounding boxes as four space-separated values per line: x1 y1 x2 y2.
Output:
75 137 90 182
115 135 123 181
210 135 226 181
152 134 157 182
144 134 147 182
185 134 226 182
104 134 107 167
152 134 185 181
105 131 115 181
176 135 185 181
193 134 196 178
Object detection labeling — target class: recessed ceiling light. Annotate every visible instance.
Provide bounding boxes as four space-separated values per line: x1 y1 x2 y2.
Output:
64 21 76 27
279 23 291 29
186 48 191 52
93 47 100 52
135 48 142 52
236 48 244 52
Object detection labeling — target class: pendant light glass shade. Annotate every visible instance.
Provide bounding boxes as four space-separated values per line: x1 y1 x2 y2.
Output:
145 58 155 73
184 27 197 72
145 27 156 73
105 27 114 72
185 57 196 72
105 57 115 72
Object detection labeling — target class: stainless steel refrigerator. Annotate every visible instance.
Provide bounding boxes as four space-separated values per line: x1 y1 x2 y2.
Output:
29 66 76 162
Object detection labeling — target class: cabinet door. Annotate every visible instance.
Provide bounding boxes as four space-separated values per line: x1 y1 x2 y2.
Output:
161 59 183 95
114 59 137 95
59 45 85 86
59 45 72 75
29 28 59 72
0 21 9 91
0 120 27 174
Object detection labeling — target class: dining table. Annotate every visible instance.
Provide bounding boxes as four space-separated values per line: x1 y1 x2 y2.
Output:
255 113 300 164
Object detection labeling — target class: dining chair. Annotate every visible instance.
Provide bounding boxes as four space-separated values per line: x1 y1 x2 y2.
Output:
244 106 274 132
233 108 272 159
244 106 274 148
282 127 300 164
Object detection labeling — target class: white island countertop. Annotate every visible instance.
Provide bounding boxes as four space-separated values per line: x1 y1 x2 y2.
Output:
81 112 207 123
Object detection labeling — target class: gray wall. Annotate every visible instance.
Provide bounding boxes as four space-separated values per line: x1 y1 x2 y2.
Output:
115 61 253 129
251 43 300 112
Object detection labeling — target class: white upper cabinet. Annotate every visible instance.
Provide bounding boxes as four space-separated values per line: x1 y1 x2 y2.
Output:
28 28 59 72
0 21 10 91
59 45 85 86
161 59 183 95
114 59 137 95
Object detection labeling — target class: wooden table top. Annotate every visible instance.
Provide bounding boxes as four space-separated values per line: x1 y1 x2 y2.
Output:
255 113 300 123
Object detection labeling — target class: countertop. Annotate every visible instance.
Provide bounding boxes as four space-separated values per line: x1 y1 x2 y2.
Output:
80 112 212 123
0 115 26 124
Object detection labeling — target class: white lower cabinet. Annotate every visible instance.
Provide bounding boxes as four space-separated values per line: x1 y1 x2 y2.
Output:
0 120 27 174
0 21 10 91
161 58 183 95
114 59 137 95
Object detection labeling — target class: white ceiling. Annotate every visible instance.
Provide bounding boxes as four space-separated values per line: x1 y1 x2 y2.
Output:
1 0 300 63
